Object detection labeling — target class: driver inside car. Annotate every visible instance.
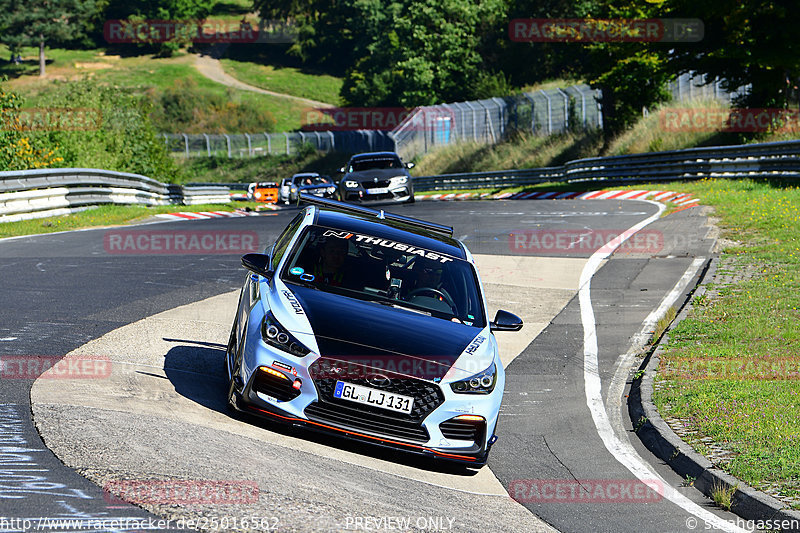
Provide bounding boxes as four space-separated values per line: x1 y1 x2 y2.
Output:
403 258 454 310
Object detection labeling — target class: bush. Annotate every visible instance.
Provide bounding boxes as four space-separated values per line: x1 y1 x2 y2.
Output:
0 83 64 170
16 80 182 180
149 78 277 133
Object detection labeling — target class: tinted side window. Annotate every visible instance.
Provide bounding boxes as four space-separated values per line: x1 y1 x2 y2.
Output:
271 213 305 270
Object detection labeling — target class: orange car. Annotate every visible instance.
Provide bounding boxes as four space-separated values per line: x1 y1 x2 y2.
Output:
248 181 279 203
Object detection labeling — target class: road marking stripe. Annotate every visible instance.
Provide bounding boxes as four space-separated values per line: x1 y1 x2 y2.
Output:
579 204 747 532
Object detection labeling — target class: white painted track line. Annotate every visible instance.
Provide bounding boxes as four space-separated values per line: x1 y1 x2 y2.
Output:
579 201 747 532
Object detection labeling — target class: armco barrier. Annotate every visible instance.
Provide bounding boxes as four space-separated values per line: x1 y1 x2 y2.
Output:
413 139 800 192
0 168 230 223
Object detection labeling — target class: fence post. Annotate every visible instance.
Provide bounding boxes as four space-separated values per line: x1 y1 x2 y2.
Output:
464 101 478 141
244 133 252 157
265 133 271 154
285 133 290 155
556 88 569 131
539 90 552 135
224 134 231 158
524 93 536 133
203 133 211 157
181 133 189 158
327 131 335 152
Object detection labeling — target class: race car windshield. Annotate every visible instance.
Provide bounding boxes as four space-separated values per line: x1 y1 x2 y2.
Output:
350 157 402 171
281 225 486 327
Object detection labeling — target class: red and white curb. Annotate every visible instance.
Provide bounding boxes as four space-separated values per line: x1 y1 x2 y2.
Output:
417 189 700 207
155 205 281 220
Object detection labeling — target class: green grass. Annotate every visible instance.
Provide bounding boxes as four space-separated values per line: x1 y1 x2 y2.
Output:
411 130 604 176
650 179 800 507
0 44 320 132
0 202 256 238
173 147 352 184
220 59 343 105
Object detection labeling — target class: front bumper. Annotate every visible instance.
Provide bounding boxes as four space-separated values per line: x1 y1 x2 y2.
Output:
342 185 412 203
231 347 497 465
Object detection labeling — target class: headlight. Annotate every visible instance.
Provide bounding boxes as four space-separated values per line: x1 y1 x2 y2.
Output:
450 363 497 394
261 312 311 357
345 180 359 188
327 186 336 193
391 176 408 184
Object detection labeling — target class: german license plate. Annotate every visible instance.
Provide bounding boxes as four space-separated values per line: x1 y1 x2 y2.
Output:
333 381 414 414
366 187 389 195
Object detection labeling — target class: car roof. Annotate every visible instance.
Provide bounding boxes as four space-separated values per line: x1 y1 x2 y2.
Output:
348 152 402 161
312 208 465 259
292 172 320 177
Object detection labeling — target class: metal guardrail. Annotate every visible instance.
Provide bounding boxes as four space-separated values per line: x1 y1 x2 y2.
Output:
0 168 230 223
413 140 800 192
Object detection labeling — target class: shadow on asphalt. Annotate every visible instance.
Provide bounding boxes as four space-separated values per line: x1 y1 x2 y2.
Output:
162 343 481 477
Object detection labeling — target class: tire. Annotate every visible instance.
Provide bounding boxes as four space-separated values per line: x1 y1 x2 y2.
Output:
225 316 244 414
406 194 415 204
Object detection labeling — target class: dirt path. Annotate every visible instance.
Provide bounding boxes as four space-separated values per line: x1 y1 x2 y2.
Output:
194 53 334 109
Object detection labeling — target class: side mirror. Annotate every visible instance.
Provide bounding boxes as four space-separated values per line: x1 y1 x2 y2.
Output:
241 253 273 279
490 310 523 332
338 166 346 173
405 162 415 169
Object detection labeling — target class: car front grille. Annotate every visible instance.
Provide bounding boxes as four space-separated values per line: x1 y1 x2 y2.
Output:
363 179 391 188
305 358 444 443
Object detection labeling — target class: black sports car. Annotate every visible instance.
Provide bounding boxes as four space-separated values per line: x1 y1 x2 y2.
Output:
336 151 415 204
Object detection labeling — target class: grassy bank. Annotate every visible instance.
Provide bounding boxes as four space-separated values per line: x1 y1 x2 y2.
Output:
0 44 331 132
650 179 800 507
0 202 256 239
173 147 352 184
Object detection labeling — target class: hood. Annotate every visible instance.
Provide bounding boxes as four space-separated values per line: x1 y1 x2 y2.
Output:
346 168 409 182
289 284 477 380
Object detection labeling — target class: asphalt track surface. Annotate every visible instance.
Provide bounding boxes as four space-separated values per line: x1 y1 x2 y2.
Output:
0 200 747 532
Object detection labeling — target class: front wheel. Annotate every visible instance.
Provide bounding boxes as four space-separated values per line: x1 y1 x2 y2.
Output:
406 194 415 204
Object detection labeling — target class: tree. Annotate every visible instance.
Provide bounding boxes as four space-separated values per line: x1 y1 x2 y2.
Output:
578 1 673 142
662 0 800 109
0 0 97 77
341 0 507 107
103 0 213 57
